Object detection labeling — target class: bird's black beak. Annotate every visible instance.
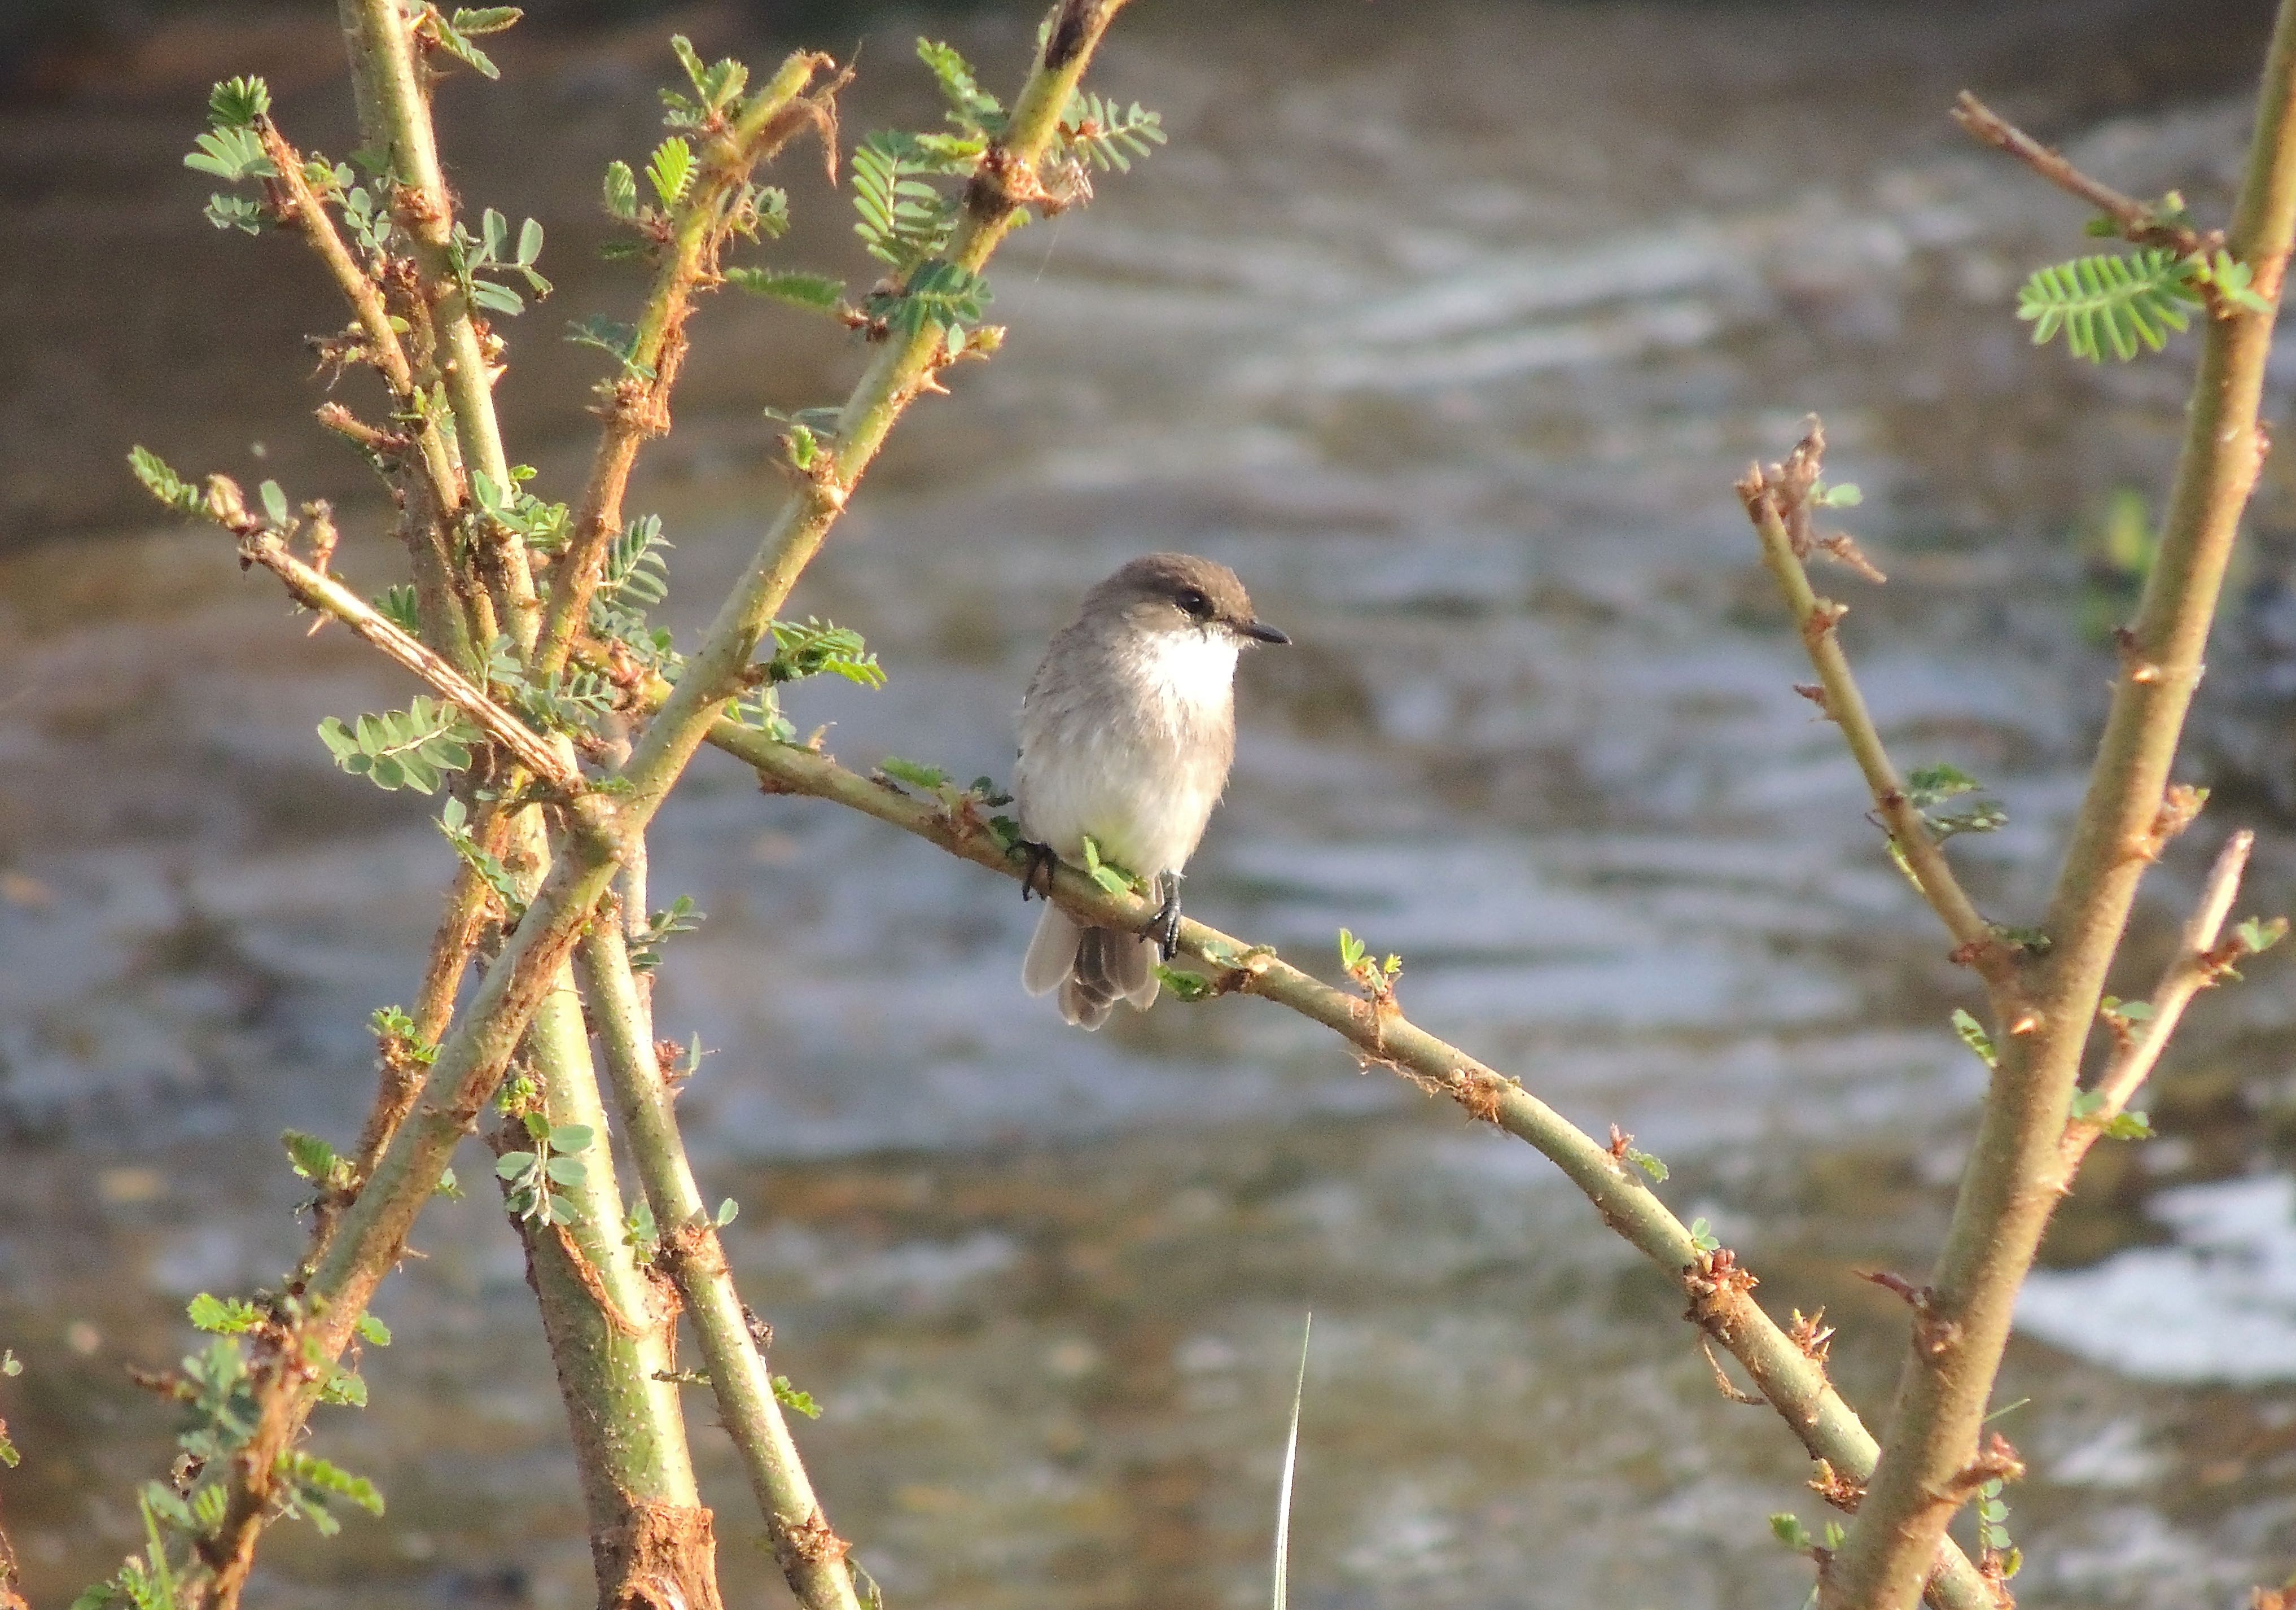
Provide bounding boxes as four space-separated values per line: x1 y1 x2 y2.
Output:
1239 618 1290 645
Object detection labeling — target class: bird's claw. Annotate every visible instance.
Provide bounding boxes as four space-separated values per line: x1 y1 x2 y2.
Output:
1018 838 1058 902
1145 873 1183 961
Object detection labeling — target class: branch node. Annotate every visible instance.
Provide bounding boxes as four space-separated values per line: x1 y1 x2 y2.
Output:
1859 1269 1961 1357
1803 598 1849 645
1682 1245 1759 1329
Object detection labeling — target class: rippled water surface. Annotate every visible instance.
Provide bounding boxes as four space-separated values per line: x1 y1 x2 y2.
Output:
7 1 2296 1604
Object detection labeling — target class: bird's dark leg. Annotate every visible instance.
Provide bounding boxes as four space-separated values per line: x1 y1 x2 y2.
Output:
1018 838 1059 902
1145 872 1184 960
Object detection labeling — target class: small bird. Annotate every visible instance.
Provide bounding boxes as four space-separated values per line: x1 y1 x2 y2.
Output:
1014 553 1288 1029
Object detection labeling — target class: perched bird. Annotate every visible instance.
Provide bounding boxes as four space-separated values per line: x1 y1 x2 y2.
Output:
1014 553 1288 1029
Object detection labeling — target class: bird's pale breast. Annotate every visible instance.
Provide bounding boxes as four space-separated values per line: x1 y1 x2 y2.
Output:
1014 625 1239 878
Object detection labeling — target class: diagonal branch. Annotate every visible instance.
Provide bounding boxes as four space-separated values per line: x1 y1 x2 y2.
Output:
1738 428 2017 998
533 53 840 678
233 523 581 793
705 722 1999 1610
2065 829 2262 1158
255 113 486 669
1952 91 2214 256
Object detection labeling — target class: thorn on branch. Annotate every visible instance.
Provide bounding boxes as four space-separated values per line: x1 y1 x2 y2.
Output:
1816 532 1887 584
1804 598 1848 646
1787 1306 1836 1366
2112 624 2164 684
1810 1458 1866 1511
1859 1268 1962 1358
1452 1069 1508 1126
774 1508 852 1573
1793 681 1833 718
1938 1431 2026 1503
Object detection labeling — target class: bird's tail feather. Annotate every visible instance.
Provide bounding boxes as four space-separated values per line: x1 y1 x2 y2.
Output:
1026 905 1159 1030
1023 904 1082 997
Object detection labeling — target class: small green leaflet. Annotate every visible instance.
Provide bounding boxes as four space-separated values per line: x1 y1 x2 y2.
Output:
1951 1008 1997 1070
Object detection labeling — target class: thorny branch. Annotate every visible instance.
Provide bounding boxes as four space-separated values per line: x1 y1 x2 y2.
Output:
1952 91 2213 259
1825 7 2296 1604
534 53 843 677
2066 829 2265 1156
338 0 542 651
578 924 861 1610
1738 426 2018 999
706 723 1999 1610
228 518 580 793
182 5 1136 1600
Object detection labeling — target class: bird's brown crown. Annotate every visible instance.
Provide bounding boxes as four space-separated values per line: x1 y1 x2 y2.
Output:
1088 552 1263 635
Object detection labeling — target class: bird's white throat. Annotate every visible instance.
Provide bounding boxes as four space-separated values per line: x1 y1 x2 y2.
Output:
1124 625 1241 719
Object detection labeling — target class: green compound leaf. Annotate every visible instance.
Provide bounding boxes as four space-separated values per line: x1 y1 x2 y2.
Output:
766 616 884 688
771 1374 821 1419
129 447 208 517
875 257 991 338
2017 248 2200 362
918 38 1004 133
317 696 479 793
598 514 672 607
427 10 506 79
375 583 423 634
275 1451 384 1536
879 755 950 791
851 130 969 269
564 314 654 377
186 126 275 183
724 265 848 314
187 1294 261 1335
1057 90 1166 172
208 76 271 130
1153 964 1215 1002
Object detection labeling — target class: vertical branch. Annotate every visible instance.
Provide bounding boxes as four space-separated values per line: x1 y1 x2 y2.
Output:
505 969 720 1610
578 923 862 1610
1824 8 2296 1606
336 0 542 651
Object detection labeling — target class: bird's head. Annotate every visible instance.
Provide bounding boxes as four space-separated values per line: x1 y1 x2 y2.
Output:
1090 552 1289 646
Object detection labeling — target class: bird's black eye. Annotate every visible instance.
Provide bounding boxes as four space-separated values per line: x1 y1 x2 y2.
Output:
1176 588 1212 618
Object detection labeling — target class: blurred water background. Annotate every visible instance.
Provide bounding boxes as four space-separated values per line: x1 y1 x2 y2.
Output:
6 1 2296 1604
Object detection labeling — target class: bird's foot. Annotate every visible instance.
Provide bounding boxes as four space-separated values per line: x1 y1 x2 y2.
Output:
1018 838 1059 902
1145 872 1184 961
